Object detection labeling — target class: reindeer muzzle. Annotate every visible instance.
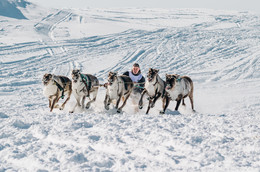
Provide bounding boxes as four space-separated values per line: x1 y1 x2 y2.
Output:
42 79 49 85
165 85 171 90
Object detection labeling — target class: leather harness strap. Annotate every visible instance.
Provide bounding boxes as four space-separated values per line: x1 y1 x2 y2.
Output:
80 74 91 96
54 80 65 99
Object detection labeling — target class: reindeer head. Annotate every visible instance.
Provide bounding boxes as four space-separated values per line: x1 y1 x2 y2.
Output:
42 73 53 85
147 68 159 82
165 74 179 90
71 69 80 83
107 71 117 85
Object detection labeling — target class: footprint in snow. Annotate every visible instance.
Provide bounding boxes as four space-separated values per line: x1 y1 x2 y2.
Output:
88 135 100 141
71 122 93 130
13 120 31 129
70 153 88 164
0 112 9 118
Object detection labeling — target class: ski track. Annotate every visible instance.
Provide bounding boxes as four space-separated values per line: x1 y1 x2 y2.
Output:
0 7 260 171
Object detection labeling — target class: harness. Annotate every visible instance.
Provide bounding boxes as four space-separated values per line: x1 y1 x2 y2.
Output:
80 73 92 96
54 80 65 99
177 78 182 82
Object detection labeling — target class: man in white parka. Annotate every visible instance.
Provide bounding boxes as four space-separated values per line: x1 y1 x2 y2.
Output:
123 63 145 94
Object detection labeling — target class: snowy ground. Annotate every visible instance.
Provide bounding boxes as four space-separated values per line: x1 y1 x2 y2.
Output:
0 1 260 171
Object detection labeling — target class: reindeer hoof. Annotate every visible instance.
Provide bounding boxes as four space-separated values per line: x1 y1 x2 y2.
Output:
139 105 143 109
69 111 74 113
105 106 109 110
159 110 165 114
117 109 122 113
85 104 90 109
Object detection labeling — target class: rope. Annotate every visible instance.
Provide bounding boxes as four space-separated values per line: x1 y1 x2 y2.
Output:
134 85 144 89
98 83 145 89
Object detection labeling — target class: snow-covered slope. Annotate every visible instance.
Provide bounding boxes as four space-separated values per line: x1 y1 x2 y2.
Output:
0 2 260 171
0 0 30 19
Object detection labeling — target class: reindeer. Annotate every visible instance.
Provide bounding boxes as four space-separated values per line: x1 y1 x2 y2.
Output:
160 74 194 114
70 69 99 113
104 71 133 113
42 74 72 112
139 68 166 114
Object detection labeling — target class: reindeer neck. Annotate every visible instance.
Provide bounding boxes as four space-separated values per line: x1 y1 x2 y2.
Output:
152 75 159 86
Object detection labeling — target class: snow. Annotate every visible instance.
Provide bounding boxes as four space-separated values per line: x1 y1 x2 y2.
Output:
0 0 260 171
0 0 30 19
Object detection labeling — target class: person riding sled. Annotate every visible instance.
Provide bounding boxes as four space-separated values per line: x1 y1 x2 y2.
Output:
123 63 145 94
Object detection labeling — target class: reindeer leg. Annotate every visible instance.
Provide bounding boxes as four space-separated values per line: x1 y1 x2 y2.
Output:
50 96 58 112
60 90 71 110
86 89 98 109
70 95 81 113
146 99 152 114
189 94 195 112
151 92 161 108
175 95 183 111
86 97 96 109
48 98 51 108
115 94 122 109
54 97 61 108
81 95 86 109
117 92 131 113
104 94 110 110
139 89 147 109
160 96 169 114
182 98 185 106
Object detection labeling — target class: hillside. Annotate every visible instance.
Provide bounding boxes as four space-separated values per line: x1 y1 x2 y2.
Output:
0 0 30 19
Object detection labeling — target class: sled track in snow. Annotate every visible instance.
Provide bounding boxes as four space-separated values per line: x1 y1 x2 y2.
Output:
1 21 260 89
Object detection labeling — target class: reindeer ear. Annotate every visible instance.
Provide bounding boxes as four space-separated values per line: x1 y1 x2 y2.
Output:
155 69 159 73
72 69 80 74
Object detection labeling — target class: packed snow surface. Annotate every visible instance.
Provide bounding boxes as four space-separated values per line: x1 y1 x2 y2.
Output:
0 1 260 171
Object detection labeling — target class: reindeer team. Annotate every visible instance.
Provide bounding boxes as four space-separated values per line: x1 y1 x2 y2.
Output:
42 64 195 114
